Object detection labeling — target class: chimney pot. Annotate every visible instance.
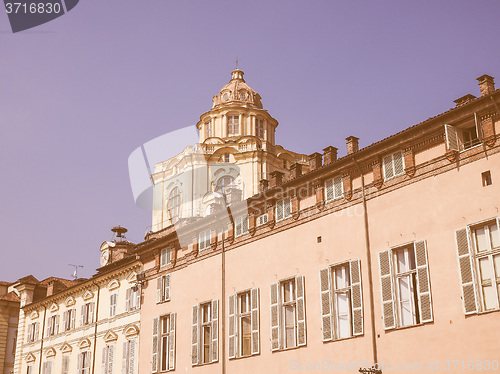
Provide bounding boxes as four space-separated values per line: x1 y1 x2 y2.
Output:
270 171 284 187
308 153 323 171
346 136 359 155
323 146 338 165
454 94 477 107
290 163 302 179
477 74 495 96
259 179 269 192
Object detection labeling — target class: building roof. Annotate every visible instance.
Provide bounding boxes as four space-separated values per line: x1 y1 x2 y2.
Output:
0 291 20 303
0 281 11 286
40 276 80 288
212 69 263 109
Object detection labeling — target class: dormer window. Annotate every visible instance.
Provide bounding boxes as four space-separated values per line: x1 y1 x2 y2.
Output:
256 119 265 138
445 121 481 152
227 115 239 136
205 120 213 139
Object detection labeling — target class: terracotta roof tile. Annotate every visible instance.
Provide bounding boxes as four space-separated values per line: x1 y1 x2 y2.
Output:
0 291 20 302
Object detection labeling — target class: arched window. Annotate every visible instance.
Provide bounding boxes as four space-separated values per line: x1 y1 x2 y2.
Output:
216 176 235 197
167 187 181 223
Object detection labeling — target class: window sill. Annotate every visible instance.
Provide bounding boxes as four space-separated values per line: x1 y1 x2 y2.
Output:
383 173 405 182
273 344 306 353
324 334 362 344
325 196 344 204
385 321 431 333
229 353 260 360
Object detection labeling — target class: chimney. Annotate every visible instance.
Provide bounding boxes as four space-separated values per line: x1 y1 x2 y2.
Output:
454 94 477 107
290 163 302 179
323 146 338 165
259 179 269 192
46 281 54 297
346 136 359 155
226 187 242 205
477 74 495 96
270 171 284 187
308 153 323 171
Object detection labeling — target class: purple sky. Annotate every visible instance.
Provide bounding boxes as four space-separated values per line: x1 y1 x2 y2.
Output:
1 1 499 282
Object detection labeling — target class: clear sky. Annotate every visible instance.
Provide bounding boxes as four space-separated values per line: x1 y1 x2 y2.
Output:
1 0 499 282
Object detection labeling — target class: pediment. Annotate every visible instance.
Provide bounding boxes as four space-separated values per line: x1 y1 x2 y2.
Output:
78 338 91 350
126 272 137 283
65 296 76 307
25 353 36 363
49 303 59 312
124 324 140 338
29 310 39 319
82 290 94 301
46 347 56 358
60 343 72 354
103 330 118 342
107 279 120 291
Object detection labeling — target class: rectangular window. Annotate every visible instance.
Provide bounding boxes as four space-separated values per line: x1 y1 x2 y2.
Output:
270 276 306 351
42 361 52 374
320 260 363 342
160 248 171 267
257 213 268 227
256 119 265 138
382 151 405 180
63 309 76 331
456 219 500 314
27 322 39 342
26 365 33 374
126 287 141 311
152 313 176 373
325 176 344 202
191 300 218 366
227 115 239 136
205 120 212 138
198 230 212 251
81 303 94 326
61 356 69 374
122 339 136 374
78 352 91 374
228 289 259 359
224 154 230 163
482 171 492 187
235 215 249 238
378 241 432 330
46 315 59 337
101 345 114 374
156 274 171 303
109 294 117 317
445 122 481 152
275 198 291 222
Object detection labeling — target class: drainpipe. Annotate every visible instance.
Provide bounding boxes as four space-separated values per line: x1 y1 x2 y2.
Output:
91 282 101 374
352 157 378 366
38 305 47 374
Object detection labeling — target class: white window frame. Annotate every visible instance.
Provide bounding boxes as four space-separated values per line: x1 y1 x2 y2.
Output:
126 287 141 312
275 198 291 222
234 215 249 238
228 289 259 359
78 351 91 374
42 360 53 374
156 274 171 304
382 151 405 181
256 213 268 227
46 315 59 337
109 293 117 317
445 120 482 152
122 339 136 374
27 322 39 343
61 356 69 374
167 188 181 223
191 300 218 366
205 120 212 139
160 248 171 267
325 176 344 202
101 344 114 374
256 119 265 138
81 302 94 326
227 115 239 136
63 309 76 331
198 230 212 251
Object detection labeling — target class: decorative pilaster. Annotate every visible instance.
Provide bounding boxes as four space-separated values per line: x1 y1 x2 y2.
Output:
481 113 496 147
248 212 257 236
267 203 275 229
342 173 352 200
372 159 383 189
210 230 218 250
290 190 300 220
404 147 416 177
313 179 324 211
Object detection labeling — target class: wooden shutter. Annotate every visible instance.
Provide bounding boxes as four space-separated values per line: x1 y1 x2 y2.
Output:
235 218 242 237
270 282 280 351
474 112 483 140
319 267 333 341
445 124 459 151
284 198 291 218
383 155 394 180
379 250 396 329
108 345 114 374
122 342 128 374
151 317 159 373
243 216 249 234
34 322 39 340
129 340 135 374
135 288 141 309
393 152 404 175
191 306 199 366
77 353 83 374
156 278 162 303
228 294 237 359
211 299 219 363
62 356 69 374
414 241 433 323
27 323 32 342
81 305 85 326
334 176 343 198
89 303 94 323
101 347 107 374
295 275 306 346
55 315 59 335
71 309 75 329
62 311 67 332
325 179 334 201
455 228 478 314
251 288 260 355
164 275 171 302
126 289 131 311
350 259 364 335
168 313 176 371
276 201 283 222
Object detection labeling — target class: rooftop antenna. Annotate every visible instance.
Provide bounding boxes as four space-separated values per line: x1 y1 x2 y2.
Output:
69 264 84 279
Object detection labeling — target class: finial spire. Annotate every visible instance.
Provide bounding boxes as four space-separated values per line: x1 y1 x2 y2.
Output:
236 57 239 69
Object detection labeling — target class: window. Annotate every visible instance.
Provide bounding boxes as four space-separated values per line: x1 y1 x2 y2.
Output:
378 241 432 330
456 219 500 314
257 213 268 226
482 171 492 186
160 248 171 267
63 309 75 331
81 302 94 326
216 176 235 197
46 315 59 337
156 274 171 303
205 120 212 138
270 276 306 351
42 361 53 374
191 300 218 366
198 230 212 251
256 119 265 138
445 122 481 152
152 314 176 373
325 176 344 201
320 260 363 342
109 294 117 317
101 345 114 374
224 154 230 163
167 188 181 223
126 287 141 311
27 322 39 342
227 115 239 136
122 339 136 374
77 351 91 374
27 365 33 374
228 289 259 359
382 151 404 180
275 198 291 222
282 159 287 169
61 356 69 374
235 215 249 238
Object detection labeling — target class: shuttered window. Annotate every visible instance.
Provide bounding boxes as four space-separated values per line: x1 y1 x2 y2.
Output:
235 215 249 238
191 300 218 366
382 151 405 180
27 322 39 342
153 314 176 372
228 289 260 359
378 241 433 330
257 213 268 226
198 230 212 251
109 294 117 317
61 357 69 374
270 276 306 351
78 352 91 374
42 361 52 374
46 315 59 337
456 219 500 314
81 302 94 326
325 176 344 202
160 248 172 267
319 260 363 342
101 345 114 374
126 287 141 311
122 339 136 374
63 309 75 331
156 274 171 304
275 198 291 222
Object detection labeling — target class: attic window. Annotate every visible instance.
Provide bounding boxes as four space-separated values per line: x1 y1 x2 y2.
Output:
445 120 481 152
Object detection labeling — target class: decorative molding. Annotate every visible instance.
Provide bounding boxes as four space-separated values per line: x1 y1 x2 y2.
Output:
29 310 39 319
123 324 140 338
78 338 91 351
82 290 94 301
107 279 120 291
25 353 36 363
46 347 56 358
60 343 72 354
103 330 118 342
65 296 76 307
49 303 59 313
445 150 458 162
126 272 138 283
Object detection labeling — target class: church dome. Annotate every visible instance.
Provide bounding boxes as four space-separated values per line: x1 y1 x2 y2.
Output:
212 69 263 109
